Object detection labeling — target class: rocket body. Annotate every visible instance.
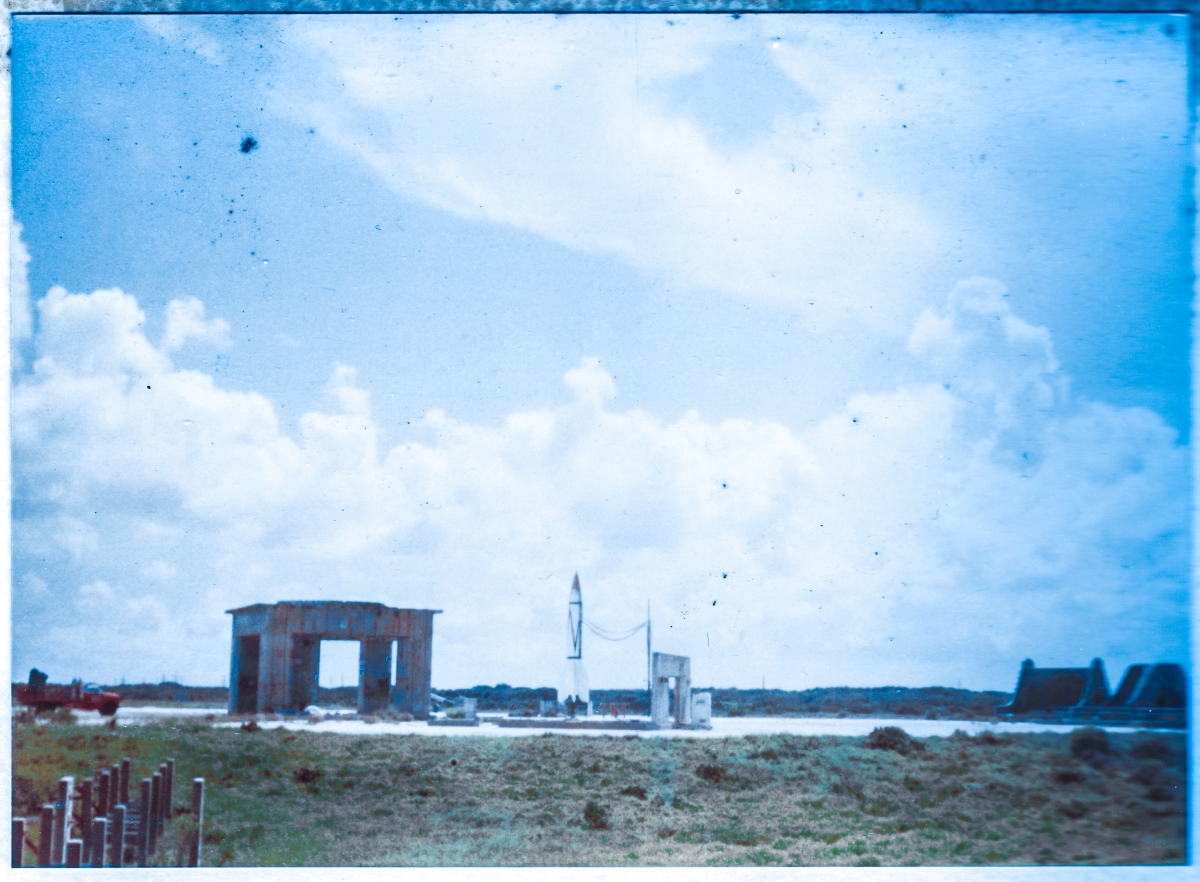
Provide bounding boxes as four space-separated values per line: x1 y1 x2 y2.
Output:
559 573 590 713
568 575 583 659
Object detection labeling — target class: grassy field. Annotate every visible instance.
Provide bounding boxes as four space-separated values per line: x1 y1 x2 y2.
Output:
12 719 1186 867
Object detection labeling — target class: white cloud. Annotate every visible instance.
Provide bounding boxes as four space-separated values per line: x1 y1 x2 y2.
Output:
908 277 1068 466
52 516 100 560
265 13 1180 353
33 286 169 378
563 357 617 409
19 573 48 597
274 15 943 330
79 580 116 603
162 297 231 352
11 283 1187 690
139 16 225 64
10 221 32 348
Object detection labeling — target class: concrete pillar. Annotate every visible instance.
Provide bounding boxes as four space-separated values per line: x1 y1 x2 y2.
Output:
651 677 671 727
394 616 435 719
165 759 176 826
231 634 263 714
52 776 73 866
390 637 410 714
149 773 162 855
258 629 289 713
188 779 205 868
137 779 151 867
111 763 122 812
79 778 93 863
119 758 131 807
110 804 126 869
289 634 321 711
12 818 25 868
676 660 692 727
37 805 53 867
228 633 242 714
691 691 712 726
359 639 391 714
90 817 108 867
98 769 111 818
158 763 169 833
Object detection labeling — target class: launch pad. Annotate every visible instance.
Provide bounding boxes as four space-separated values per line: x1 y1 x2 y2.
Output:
494 717 657 730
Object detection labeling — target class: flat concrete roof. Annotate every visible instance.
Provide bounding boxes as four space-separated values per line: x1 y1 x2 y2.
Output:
225 601 443 615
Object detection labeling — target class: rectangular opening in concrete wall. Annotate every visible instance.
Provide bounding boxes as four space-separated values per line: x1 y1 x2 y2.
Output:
319 640 360 700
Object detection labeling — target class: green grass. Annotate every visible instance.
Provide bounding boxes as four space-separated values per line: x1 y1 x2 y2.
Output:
11 721 1187 867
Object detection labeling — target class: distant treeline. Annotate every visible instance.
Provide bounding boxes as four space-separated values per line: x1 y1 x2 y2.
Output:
106 683 228 705
434 686 1012 720
589 686 1012 720
66 682 1011 720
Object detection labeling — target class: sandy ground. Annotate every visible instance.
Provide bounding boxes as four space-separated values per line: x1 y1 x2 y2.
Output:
61 705 1148 738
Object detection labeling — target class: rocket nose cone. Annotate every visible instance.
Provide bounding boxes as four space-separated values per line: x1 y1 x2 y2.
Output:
570 573 581 601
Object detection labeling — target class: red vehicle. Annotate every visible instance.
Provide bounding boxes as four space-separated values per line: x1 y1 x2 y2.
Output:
16 670 121 716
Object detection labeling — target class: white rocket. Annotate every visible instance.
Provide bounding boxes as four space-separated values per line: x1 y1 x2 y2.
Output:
559 573 590 713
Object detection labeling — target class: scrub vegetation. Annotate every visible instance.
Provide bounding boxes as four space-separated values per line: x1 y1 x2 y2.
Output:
12 720 1186 867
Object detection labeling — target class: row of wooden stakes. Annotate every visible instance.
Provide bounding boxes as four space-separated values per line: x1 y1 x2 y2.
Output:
11 757 205 868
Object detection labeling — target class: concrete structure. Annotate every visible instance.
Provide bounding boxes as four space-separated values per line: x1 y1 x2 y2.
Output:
227 601 440 717
996 658 1110 714
691 691 712 727
997 657 1187 728
1107 663 1187 710
650 652 692 728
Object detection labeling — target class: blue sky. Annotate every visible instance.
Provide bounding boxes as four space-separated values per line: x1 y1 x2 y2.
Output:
10 14 1191 692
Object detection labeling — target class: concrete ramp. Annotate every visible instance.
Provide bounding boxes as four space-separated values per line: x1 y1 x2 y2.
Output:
998 657 1186 728
996 658 1109 714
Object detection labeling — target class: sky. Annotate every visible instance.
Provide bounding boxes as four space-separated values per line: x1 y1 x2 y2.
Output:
9 13 1192 694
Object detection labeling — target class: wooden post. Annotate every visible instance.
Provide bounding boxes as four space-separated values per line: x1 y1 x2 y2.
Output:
79 778 94 863
90 817 108 868
157 763 169 833
187 779 205 868
98 770 112 819
149 773 162 855
137 779 151 867
110 805 126 869
165 759 176 825
110 764 121 815
53 776 74 867
37 805 54 867
11 819 24 868
66 839 83 868
119 758 131 807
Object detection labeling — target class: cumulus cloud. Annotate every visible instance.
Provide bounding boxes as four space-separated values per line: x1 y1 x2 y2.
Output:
11 283 1188 690
162 297 231 352
32 286 169 378
908 277 1069 467
563 357 618 409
